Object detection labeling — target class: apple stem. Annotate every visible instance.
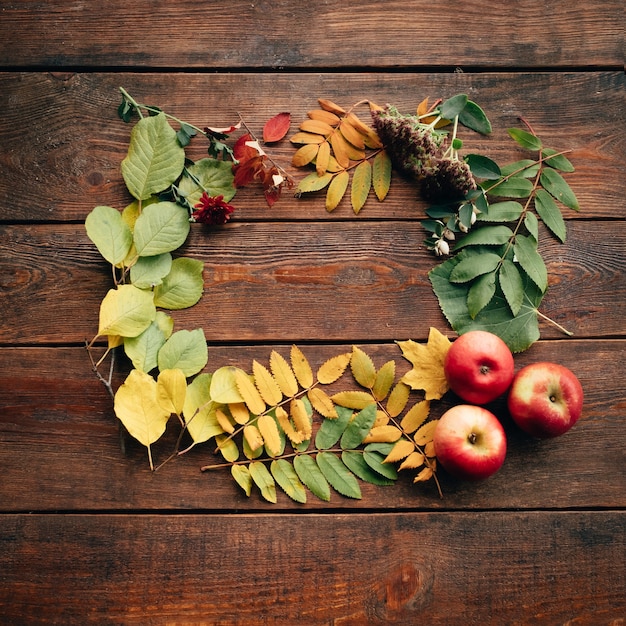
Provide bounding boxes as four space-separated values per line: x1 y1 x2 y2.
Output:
536 310 574 336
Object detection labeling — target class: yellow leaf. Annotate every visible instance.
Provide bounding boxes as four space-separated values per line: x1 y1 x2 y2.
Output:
325 155 344 174
258 413 282 457
326 170 350 212
350 345 377 388
413 466 434 483
362 425 403 444
308 109 341 126
374 410 389 427
339 119 365 149
290 398 312 441
98 284 156 338
424 440 436 458
290 345 314 389
215 408 235 434
318 98 346 115
234 368 266 415
399 451 426 471
398 327 452 400
331 390 374 410
243 424 264 452
315 140 331 176
317 352 351 384
372 150 392 201
215 433 239 462
414 420 439 446
156 368 187 415
372 360 395 401
351 160 371 214
275 406 305 446
290 131 325 145
229 402 250 425
385 439 416 464
400 400 430 433
183 373 222 444
417 97 430 118
269 350 299 397
307 387 338 419
291 143 319 167
329 132 351 169
299 119 334 136
252 360 283 406
386 381 410 418
363 128 383 150
344 112 374 136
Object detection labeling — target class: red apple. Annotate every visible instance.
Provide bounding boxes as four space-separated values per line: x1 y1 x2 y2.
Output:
507 362 583 438
444 330 515 405
433 404 507 480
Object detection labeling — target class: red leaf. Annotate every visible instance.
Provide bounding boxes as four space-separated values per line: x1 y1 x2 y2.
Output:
233 133 258 162
263 112 291 143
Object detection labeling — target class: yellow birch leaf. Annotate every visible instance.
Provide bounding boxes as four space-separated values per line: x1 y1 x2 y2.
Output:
315 140 331 176
234 368 266 415
385 439 416 464
292 143 319 167
156 368 187 415
98 284 156 338
329 132 351 169
243 424 264 452
108 335 123 349
350 345 377 389
299 119 334 136
215 433 239 462
290 345 314 389
362 425 403 444
252 360 283 406
372 360 396 401
398 327 452 400
229 402 250 425
339 119 365 149
318 98 346 115
258 413 282 457
308 109 341 126
215 408 235 434
331 390 374 410
386 381 410 418
414 420 439 446
399 451 426 471
317 352 351 384
290 131 325 145
413 466 434 483
269 350 299 397
326 170 350 212
351 160 372 214
400 400 430 433
290 398 312 441
372 150 392 201
307 387 338 419
374 410 389 428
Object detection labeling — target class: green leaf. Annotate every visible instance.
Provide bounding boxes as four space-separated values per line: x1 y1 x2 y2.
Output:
296 172 333 194
449 251 501 283
486 176 534 199
524 211 539 241
351 160 372 214
454 225 514 250
340 403 377 449
183 373 222 444
157 328 208 377
440 94 468 120
499 159 540 179
121 112 185 200
514 235 548 292
231 465 252 497
467 270 497 318
465 154 500 179
541 148 575 173
270 459 307 504
123 319 167 373
315 405 353 450
293 454 331 502
98 284 156 338
316 452 361 499
177 158 236 206
362 448 398 481
341 450 395 486
534 189 567 243
249 461 277 503
209 366 244 404
153 257 204 310
458 100 492 135
133 201 191 257
540 168 579 210
372 150 392 201
477 201 523 223
85 205 133 266
508 128 542 151
498 259 525 317
130 253 173 289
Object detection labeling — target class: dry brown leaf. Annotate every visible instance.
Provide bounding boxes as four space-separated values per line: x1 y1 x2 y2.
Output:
362 425 403 444
234 368 266 416
384 439 416 464
400 400 430 433
398 327 452 400
399 451 426 471
257 413 282 457
317 352 351 384
308 109 341 126
307 387 338 419
290 131 326 145
316 140 331 176
290 345 314 389
252 360 283 407
386 381 411 418
318 98 346 115
414 419 438 446
292 143 319 167
229 402 250 425
350 345 377 389
270 350 299 397
299 119 334 136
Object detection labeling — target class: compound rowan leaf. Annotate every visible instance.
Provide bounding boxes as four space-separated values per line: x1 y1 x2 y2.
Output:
271 459 307 503
339 119 365 149
263 112 291 143
398 327 452 400
290 345 314 389
290 131 326 145
413 466 434 483
317 352 351 384
290 398 313 442
363 447 398 480
215 434 239 463
534 188 567 242
325 170 349 212
215 408 235 434
269 350 299 397
252 360 283 406
329 132 351 169
350 345 377 389
243 424 264 452
299 119 334 136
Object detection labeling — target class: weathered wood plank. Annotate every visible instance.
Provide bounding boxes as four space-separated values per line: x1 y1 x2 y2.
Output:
0 72 623 222
0 511 623 624
0 0 622 69
0 341 623 511
1 220 624 345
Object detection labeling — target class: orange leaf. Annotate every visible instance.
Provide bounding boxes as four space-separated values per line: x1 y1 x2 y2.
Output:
318 98 346 115
292 143 319 167
299 119 334 136
263 112 291 143
326 171 349 212
339 120 365 149
290 131 325 145
417 97 429 118
316 140 331 176
308 109 341 126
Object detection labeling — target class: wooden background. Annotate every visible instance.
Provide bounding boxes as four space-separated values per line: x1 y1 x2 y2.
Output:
0 1 624 623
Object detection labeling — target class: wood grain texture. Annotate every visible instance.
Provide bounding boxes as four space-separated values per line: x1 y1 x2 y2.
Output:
0 511 623 624
0 71 624 223
1 341 624 512
0 0 622 69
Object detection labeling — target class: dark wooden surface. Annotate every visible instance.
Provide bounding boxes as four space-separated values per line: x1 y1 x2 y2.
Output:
0 2 624 624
